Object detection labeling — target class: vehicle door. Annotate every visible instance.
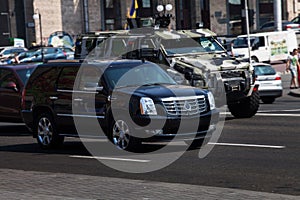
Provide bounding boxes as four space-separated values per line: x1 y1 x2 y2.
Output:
54 66 79 134
72 65 108 137
252 36 269 62
0 68 22 120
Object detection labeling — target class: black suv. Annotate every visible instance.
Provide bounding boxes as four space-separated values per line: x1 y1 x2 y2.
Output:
21 60 218 150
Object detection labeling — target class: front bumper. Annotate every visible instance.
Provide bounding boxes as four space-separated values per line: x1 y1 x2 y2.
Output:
132 109 219 142
259 89 282 98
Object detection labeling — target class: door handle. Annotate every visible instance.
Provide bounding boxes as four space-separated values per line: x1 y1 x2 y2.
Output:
74 98 83 102
49 96 58 100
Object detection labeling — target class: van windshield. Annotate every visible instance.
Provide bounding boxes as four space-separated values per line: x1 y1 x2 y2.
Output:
233 37 256 48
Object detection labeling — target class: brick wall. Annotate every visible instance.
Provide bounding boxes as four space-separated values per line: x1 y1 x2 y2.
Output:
209 0 227 34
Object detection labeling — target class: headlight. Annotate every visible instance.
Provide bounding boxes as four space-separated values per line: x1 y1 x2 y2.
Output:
207 91 216 110
140 97 157 115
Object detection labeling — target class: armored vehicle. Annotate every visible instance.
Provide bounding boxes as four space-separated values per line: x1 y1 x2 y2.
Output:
79 28 259 118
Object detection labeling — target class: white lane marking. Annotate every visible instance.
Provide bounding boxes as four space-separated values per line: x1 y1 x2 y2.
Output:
258 109 300 113
70 155 151 163
221 112 300 117
255 113 300 117
208 142 285 149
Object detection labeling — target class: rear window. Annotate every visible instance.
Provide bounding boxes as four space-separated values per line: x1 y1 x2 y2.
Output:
16 68 36 84
254 66 276 76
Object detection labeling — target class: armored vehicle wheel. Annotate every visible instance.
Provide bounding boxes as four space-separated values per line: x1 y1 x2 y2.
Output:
185 139 205 150
228 91 260 118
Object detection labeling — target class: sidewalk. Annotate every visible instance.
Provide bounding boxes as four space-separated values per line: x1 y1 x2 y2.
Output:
289 88 300 97
0 168 298 200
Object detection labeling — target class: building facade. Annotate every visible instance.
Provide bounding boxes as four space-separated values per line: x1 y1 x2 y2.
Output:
0 0 299 48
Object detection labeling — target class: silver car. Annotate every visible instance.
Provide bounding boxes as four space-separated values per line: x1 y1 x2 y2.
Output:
253 63 283 104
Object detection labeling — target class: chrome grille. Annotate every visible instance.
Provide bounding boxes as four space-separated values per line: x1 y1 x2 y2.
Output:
161 96 207 116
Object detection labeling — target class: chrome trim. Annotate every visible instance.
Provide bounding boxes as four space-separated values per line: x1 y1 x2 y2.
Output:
57 89 97 94
161 95 207 116
49 96 58 100
161 95 205 101
57 114 105 119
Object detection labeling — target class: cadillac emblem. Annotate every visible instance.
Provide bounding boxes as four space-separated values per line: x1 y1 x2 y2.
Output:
183 101 192 112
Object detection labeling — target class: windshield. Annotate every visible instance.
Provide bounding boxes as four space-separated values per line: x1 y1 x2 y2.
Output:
233 37 256 48
104 63 176 89
162 37 225 56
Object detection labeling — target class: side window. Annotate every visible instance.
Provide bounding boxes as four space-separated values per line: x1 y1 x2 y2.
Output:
259 36 265 46
0 69 18 88
57 67 79 90
78 66 101 90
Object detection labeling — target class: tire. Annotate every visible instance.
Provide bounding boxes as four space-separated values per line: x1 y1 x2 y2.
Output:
251 56 259 63
185 139 204 150
261 97 275 104
228 91 260 118
109 117 141 151
35 113 64 149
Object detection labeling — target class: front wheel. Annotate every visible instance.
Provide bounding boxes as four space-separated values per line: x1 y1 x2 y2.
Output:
228 91 260 118
35 113 64 149
110 117 141 151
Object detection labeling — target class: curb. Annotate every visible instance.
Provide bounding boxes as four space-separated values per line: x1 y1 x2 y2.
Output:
288 89 300 97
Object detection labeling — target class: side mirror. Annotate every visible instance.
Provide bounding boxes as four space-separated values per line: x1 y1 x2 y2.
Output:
3 81 18 92
140 48 158 58
184 71 202 81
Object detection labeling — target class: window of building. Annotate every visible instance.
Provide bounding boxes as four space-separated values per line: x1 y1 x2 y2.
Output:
106 0 114 8
142 0 151 8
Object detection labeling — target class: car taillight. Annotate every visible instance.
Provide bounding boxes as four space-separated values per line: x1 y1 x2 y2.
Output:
275 76 281 81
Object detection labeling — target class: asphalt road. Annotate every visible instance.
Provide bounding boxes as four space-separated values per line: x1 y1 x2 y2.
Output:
0 70 299 198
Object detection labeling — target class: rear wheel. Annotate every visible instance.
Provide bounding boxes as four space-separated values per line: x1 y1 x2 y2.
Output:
228 91 260 118
185 139 205 150
35 113 64 149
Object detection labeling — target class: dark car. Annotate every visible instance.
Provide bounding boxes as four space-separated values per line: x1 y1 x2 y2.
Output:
21 60 218 150
0 64 37 122
20 47 67 63
291 15 300 24
259 20 300 32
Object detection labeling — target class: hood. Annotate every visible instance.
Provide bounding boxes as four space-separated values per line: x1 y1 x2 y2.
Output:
172 54 249 72
113 84 206 100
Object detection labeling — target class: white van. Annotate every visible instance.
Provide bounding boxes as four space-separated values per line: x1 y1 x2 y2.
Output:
231 31 298 63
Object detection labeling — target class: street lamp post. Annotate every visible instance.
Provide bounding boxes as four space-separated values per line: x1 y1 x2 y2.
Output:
155 3 173 29
33 9 44 62
33 10 43 46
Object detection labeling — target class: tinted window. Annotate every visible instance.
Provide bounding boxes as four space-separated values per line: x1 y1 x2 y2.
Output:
57 67 79 90
254 66 276 75
0 69 17 88
28 67 60 92
104 63 176 89
78 65 102 90
233 37 256 48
